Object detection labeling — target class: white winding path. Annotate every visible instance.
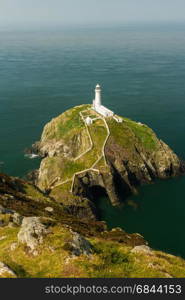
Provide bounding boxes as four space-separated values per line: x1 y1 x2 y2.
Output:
49 107 111 192
73 110 93 161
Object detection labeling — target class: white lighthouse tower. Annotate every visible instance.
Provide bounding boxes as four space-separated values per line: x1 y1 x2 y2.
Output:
92 84 114 117
94 84 102 107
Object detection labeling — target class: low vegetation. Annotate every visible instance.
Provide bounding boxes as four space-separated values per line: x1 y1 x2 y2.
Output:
107 117 158 152
41 105 91 141
124 117 158 151
0 224 185 278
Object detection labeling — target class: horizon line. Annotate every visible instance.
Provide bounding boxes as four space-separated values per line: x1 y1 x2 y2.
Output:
1 20 185 32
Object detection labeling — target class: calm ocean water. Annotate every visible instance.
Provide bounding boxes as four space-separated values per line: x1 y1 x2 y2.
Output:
1 23 185 257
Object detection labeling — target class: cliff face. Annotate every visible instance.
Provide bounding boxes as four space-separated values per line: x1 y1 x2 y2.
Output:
34 104 183 207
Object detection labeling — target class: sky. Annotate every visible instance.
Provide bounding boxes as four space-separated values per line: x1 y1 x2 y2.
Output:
1 0 185 29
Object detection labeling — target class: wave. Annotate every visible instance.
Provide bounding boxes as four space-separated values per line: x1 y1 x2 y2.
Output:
24 153 39 159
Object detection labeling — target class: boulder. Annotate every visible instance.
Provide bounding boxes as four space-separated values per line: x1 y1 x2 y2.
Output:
12 212 23 226
0 262 16 277
17 217 48 253
131 245 152 255
10 242 18 251
44 207 54 213
66 232 93 256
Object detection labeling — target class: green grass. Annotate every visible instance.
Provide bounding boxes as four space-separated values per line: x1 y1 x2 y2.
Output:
41 105 90 141
77 238 185 278
0 226 71 278
57 110 83 137
0 214 12 226
77 239 133 278
93 156 109 172
71 118 108 172
62 160 85 179
50 182 72 203
39 157 85 186
108 118 136 149
24 183 51 203
1 225 185 278
123 117 158 151
107 117 158 152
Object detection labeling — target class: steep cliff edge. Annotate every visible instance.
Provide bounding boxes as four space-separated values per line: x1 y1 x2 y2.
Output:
34 104 183 206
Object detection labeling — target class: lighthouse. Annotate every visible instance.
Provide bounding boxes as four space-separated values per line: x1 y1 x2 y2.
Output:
94 84 102 107
92 84 114 118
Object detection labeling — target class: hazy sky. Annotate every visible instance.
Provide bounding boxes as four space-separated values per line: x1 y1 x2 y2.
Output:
1 0 185 29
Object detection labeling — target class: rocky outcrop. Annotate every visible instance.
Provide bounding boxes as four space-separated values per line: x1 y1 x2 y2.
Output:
72 169 120 206
64 231 93 256
18 217 48 254
131 245 153 255
105 138 181 186
34 105 184 207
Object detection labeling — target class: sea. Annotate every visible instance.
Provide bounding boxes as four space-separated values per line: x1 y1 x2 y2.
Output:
1 23 185 258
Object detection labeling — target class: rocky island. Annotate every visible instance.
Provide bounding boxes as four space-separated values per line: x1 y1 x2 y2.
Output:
0 87 185 278
33 101 183 218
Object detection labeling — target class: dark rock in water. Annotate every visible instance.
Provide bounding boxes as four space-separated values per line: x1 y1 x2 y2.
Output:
126 199 139 210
